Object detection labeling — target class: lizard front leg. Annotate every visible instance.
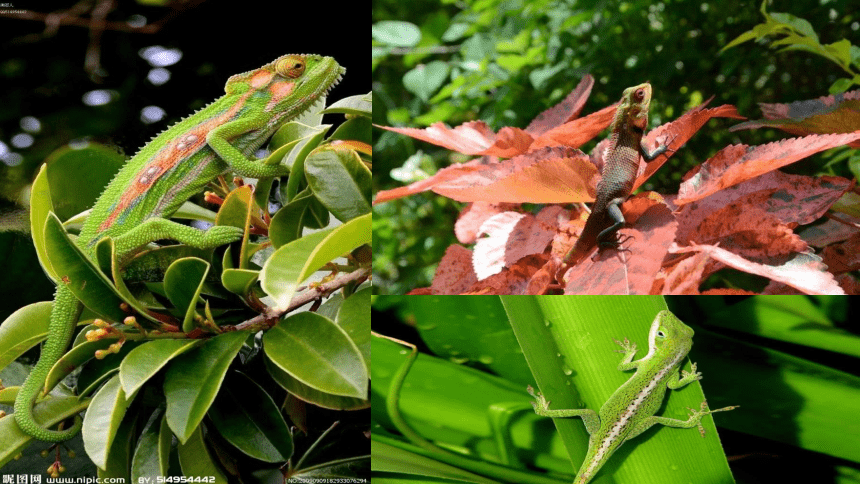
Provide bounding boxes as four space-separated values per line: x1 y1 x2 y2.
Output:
527 385 600 435
207 114 292 179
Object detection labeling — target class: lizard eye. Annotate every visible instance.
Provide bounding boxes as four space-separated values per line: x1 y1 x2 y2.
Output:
634 88 645 100
656 330 666 338
276 55 306 79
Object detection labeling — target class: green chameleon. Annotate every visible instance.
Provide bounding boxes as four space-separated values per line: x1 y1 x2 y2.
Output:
14 53 345 442
557 82 673 279
527 310 737 484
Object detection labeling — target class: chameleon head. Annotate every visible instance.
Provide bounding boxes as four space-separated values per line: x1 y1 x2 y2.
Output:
226 54 345 120
620 82 652 130
646 310 694 357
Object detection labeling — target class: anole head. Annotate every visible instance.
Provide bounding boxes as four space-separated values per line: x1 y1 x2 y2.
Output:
225 54 346 120
615 82 653 132
647 310 694 358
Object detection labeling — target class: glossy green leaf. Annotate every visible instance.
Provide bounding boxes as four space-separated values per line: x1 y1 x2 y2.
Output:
95 237 162 327
30 164 59 281
263 312 367 398
321 92 372 117
82 375 139 470
0 301 54 370
177 425 228 483
44 336 121 392
216 186 253 269
98 407 137 479
43 212 127 323
372 20 421 47
329 116 372 145
305 146 371 221
164 331 248 443
269 188 314 248
260 213 370 310
207 372 293 462
220 267 259 297
336 287 371 373
131 408 170 479
265 357 368 410
164 257 210 332
120 339 202 397
76 341 142 398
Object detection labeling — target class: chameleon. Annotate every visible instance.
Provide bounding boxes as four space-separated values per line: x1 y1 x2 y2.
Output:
14 53 345 442
556 83 673 279
527 310 737 484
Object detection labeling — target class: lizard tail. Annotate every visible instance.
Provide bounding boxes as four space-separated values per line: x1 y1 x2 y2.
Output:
14 285 84 442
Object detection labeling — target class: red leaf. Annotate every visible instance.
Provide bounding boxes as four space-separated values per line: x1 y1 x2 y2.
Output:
820 232 860 274
670 242 843 295
429 245 477 295
674 171 852 247
472 209 560 280
455 202 521 244
376 121 534 157
375 146 597 204
656 251 712 295
730 89 860 147
676 132 860 205
634 103 744 189
560 197 677 294
528 103 619 151
526 75 595 136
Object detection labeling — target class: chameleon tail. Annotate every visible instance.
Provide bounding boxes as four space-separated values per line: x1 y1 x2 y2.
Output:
14 285 84 441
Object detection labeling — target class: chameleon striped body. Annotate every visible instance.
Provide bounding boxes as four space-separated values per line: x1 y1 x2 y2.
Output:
15 54 344 441
528 310 737 484
557 83 670 278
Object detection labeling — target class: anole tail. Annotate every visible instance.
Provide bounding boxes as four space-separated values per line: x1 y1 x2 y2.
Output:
14 285 84 442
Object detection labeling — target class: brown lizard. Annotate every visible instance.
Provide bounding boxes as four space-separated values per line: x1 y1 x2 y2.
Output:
556 83 673 280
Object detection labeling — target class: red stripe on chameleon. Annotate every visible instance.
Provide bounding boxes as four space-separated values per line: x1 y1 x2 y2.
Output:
98 92 252 231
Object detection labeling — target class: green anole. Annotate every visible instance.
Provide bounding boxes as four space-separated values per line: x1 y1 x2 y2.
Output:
14 54 344 442
527 310 737 484
556 83 673 279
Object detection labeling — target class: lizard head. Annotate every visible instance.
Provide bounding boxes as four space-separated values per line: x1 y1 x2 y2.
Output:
616 82 653 131
646 310 694 358
225 54 346 122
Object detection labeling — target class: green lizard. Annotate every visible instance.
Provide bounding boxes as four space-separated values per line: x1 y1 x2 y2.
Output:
14 53 344 442
527 310 737 484
556 83 673 279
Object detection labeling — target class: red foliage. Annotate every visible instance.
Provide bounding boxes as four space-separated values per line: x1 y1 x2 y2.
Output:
376 83 860 294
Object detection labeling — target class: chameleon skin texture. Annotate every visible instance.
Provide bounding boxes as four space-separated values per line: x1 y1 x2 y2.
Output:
14 54 344 442
528 311 736 484
559 83 669 273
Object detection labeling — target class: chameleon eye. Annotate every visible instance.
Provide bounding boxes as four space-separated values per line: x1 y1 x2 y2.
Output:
634 88 645 100
276 55 306 79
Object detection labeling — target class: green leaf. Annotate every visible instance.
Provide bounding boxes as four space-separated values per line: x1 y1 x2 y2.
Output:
263 312 367 398
402 61 450 102
269 188 314 248
0 301 54 370
372 21 421 47
164 331 248 443
829 77 855 94
131 409 170 479
207 372 293 463
259 213 370 310
43 212 127 323
164 257 210 332
44 144 125 221
82 375 138 470
98 407 137 479
30 164 59 281
336 287 371 374
321 93 372 117
177 425 228 483
265 356 369 410
305 146 371 222
119 339 203 397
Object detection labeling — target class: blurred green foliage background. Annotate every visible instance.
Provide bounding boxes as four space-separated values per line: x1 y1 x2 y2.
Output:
372 0 860 294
